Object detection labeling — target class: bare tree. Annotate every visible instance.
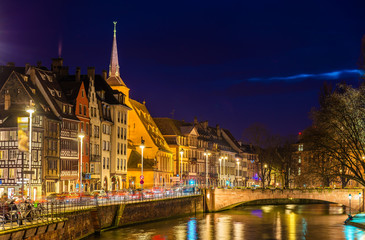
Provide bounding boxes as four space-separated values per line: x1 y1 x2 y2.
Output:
304 83 365 187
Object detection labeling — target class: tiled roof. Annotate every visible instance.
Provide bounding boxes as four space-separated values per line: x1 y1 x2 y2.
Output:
130 99 171 153
32 68 79 121
127 149 155 170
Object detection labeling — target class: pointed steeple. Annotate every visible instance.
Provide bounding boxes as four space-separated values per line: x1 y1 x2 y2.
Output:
109 21 120 77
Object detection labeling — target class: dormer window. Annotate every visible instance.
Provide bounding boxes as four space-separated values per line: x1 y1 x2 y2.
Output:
63 105 66 113
81 90 84 97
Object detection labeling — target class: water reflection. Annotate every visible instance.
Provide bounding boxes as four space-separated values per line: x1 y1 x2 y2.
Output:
87 204 365 240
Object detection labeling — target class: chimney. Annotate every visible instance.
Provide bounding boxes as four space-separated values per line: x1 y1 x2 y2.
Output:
194 117 198 125
76 67 81 81
4 91 10 110
203 121 208 130
102 70 107 80
51 58 63 71
6 62 15 67
216 124 221 137
88 67 95 81
25 63 30 72
37 61 42 68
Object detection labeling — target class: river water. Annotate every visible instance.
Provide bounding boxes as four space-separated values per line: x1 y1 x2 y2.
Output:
87 204 365 240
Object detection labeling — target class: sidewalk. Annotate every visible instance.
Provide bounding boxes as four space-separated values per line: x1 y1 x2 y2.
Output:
347 213 365 229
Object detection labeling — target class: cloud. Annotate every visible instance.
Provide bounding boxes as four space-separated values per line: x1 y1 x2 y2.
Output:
220 69 362 97
248 69 362 82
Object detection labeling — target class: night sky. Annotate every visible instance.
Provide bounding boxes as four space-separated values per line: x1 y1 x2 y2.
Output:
1 0 365 139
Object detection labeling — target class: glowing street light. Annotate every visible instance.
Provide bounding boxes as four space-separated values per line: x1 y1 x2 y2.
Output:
26 106 35 200
204 152 211 188
78 132 85 192
140 138 145 190
349 194 352 216
180 149 184 185
359 192 362 213
236 158 240 187
219 157 222 187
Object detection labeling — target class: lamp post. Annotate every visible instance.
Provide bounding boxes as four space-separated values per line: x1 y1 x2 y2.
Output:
78 132 85 193
236 158 240 187
219 157 222 187
179 149 184 185
204 152 210 188
349 194 352 216
140 138 145 190
359 192 362 213
26 106 35 200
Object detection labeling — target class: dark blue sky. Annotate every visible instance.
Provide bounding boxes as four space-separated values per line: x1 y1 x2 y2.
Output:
1 0 364 139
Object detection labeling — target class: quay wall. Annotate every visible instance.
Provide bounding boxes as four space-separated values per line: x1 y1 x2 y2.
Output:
0 195 203 240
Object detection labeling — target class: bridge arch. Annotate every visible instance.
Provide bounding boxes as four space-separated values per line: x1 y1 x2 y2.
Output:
205 188 364 212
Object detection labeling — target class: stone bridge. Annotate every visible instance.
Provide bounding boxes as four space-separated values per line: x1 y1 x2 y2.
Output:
205 188 364 212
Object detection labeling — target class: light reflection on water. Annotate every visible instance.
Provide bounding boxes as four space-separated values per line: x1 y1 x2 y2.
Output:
87 204 365 240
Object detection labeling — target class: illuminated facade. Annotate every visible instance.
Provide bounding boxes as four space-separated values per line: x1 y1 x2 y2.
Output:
106 22 173 189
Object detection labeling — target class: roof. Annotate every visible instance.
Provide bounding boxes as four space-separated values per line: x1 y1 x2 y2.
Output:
31 67 79 121
153 118 193 136
130 99 171 153
127 149 155 170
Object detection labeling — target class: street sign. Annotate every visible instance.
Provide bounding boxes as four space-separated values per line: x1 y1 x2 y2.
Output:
140 179 144 185
140 175 144 180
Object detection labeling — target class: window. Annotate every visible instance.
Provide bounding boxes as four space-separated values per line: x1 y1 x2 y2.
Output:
79 104 82 114
81 89 84 97
103 157 105 169
298 156 301 163
83 105 86 116
90 163 94 173
9 150 17 160
107 158 109 169
103 141 106 150
117 143 120 154
298 144 304 152
9 169 15 179
117 158 119 170
0 169 6 178
86 123 89 135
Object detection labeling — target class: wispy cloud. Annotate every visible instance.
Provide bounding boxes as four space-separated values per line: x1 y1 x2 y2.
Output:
248 69 362 82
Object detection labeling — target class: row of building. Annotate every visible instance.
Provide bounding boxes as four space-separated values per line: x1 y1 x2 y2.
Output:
0 23 258 199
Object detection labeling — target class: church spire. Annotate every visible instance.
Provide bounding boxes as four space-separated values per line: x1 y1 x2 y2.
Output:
109 21 120 77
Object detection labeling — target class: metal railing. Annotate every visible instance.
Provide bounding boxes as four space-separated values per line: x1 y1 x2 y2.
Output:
0 188 201 231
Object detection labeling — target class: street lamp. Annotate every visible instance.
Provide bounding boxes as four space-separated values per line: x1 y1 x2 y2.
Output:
204 152 211 188
78 132 85 193
359 192 362 213
236 158 240 187
219 157 222 187
349 194 352 216
140 138 145 190
179 149 184 185
26 106 35 200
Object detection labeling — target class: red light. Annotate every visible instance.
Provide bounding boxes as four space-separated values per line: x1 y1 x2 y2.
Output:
298 132 302 135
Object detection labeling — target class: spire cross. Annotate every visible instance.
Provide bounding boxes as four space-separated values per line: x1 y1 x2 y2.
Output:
113 21 117 37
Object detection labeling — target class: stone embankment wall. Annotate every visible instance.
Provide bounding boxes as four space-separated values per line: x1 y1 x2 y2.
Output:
0 195 203 240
